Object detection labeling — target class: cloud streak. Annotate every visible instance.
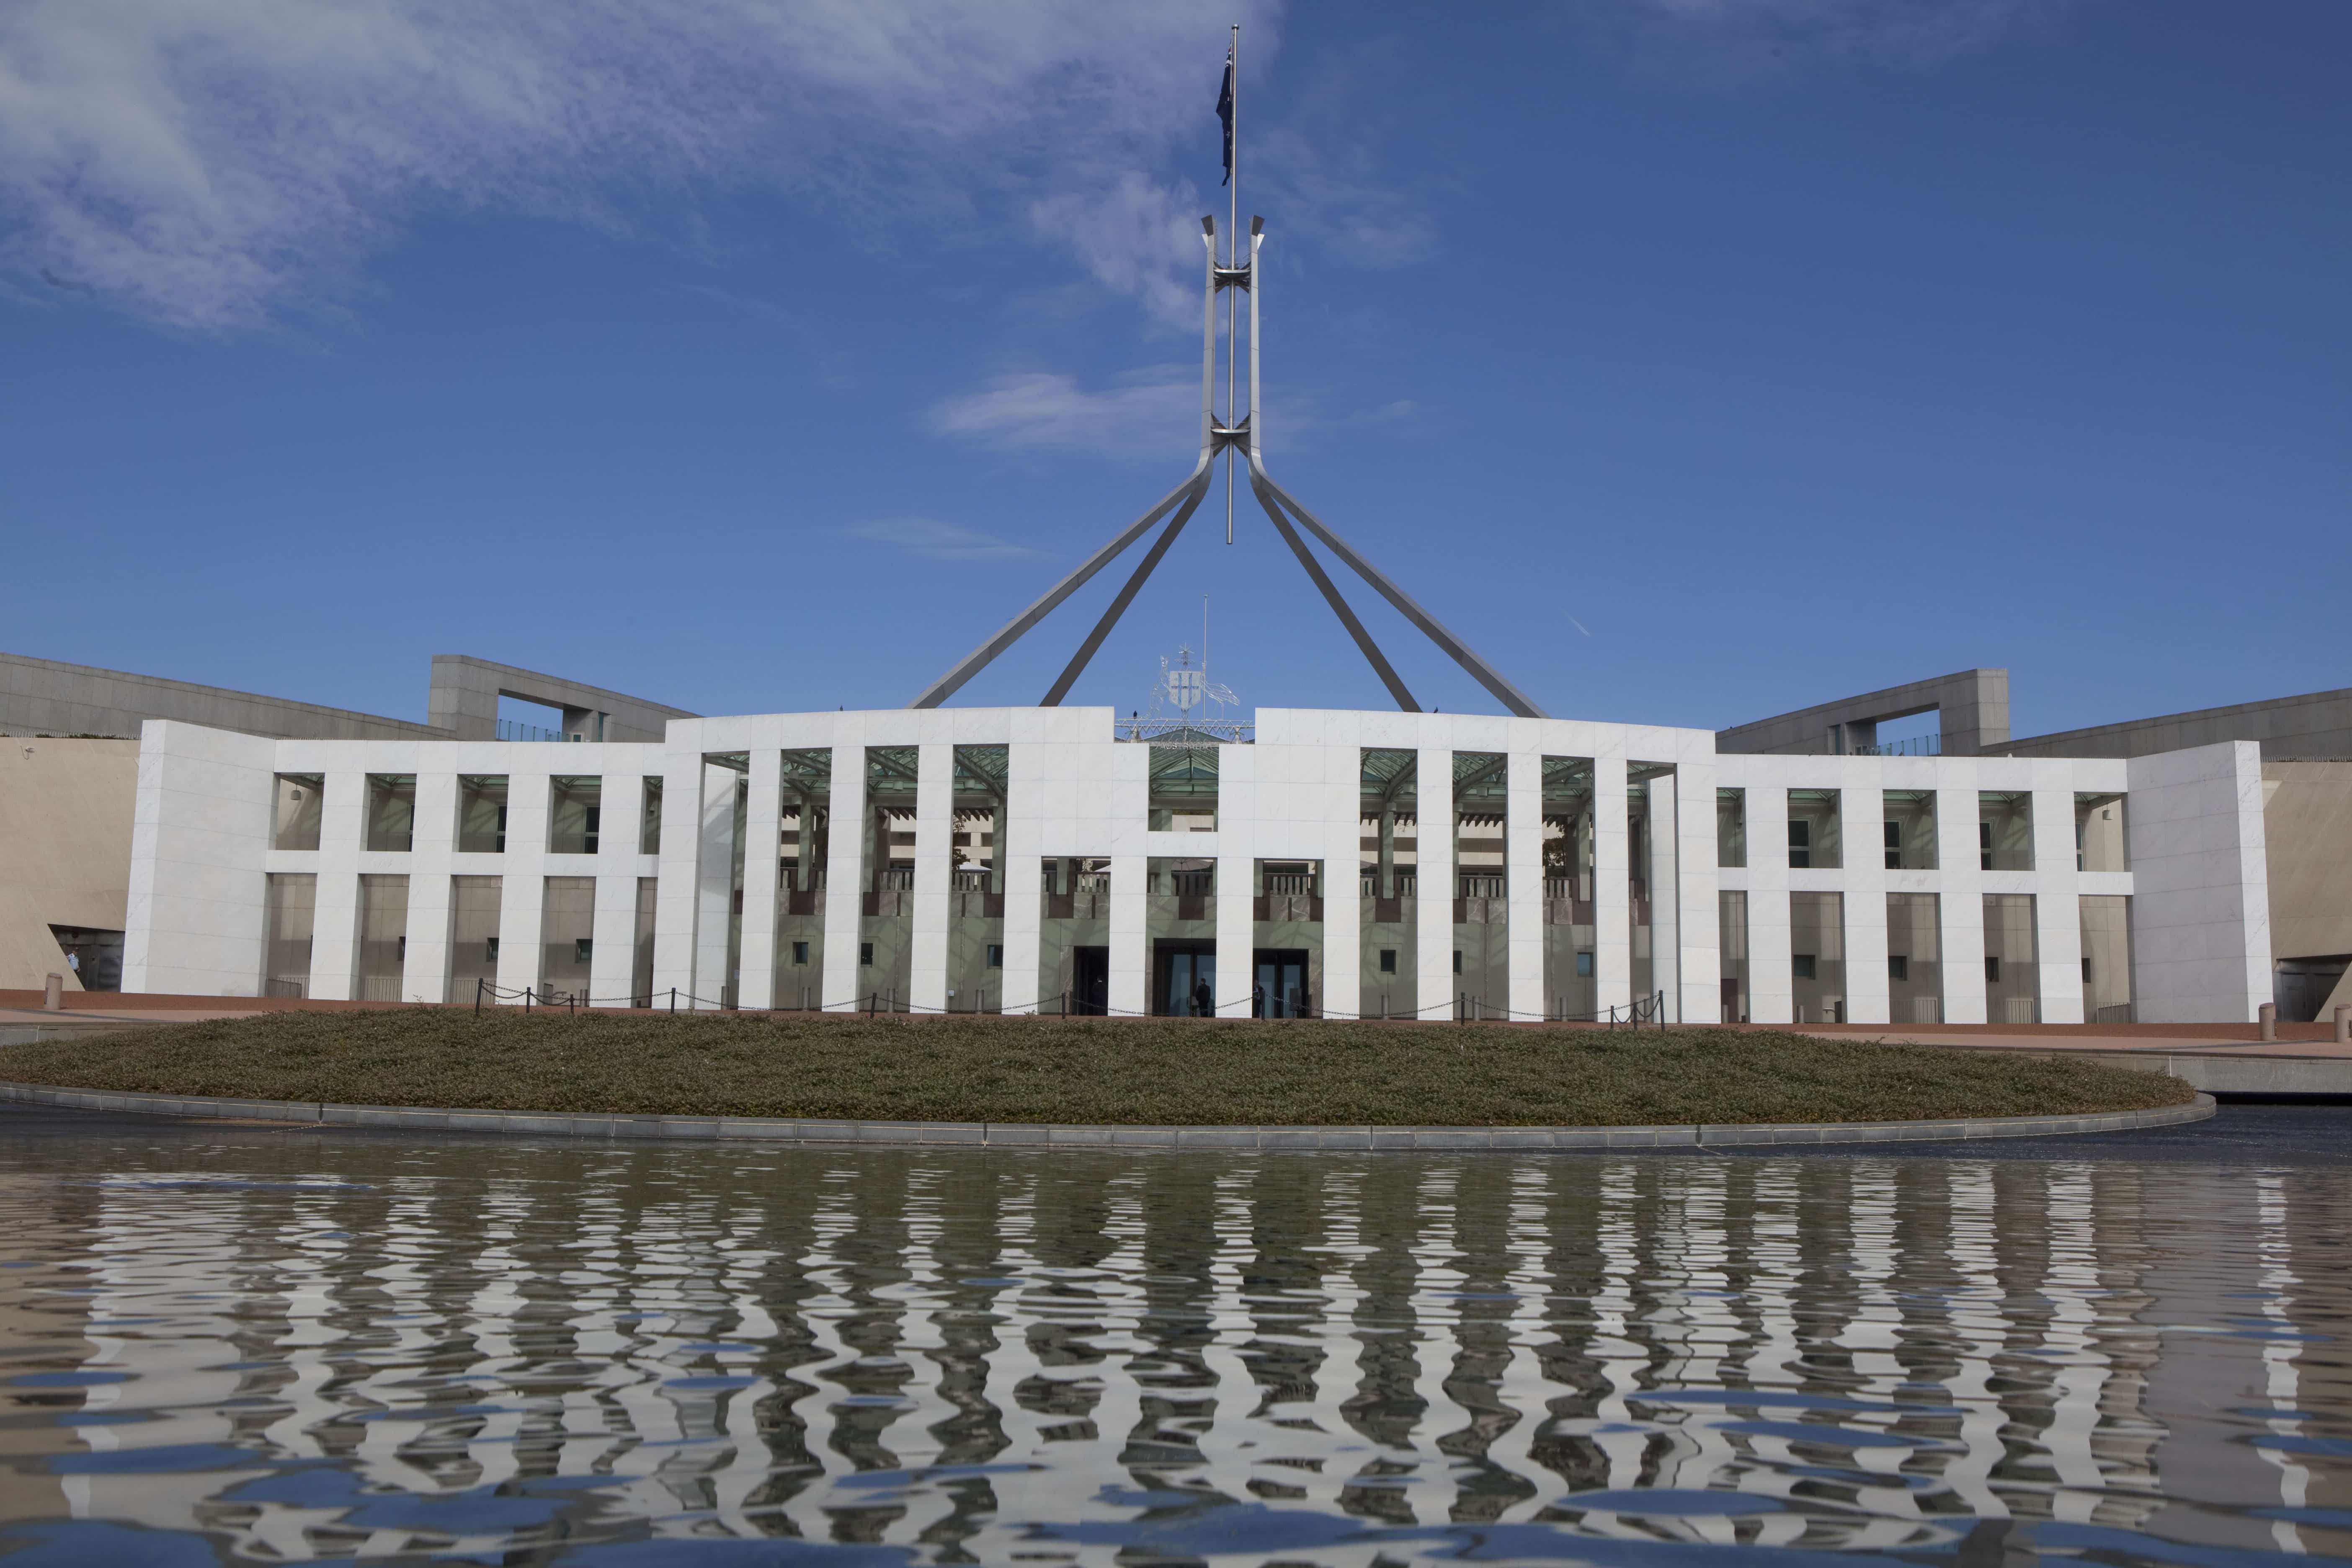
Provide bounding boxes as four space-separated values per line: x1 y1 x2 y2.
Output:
0 0 1278 331
847 517 1049 562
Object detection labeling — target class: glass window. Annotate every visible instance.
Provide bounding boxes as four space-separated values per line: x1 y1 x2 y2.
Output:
261 872 316 998
1148 745 1219 831
1983 893 2040 1022
1786 790 1841 869
539 876 596 1001
2081 893 2133 1021
1887 892 1942 1023
271 774 323 851
1542 756 1596 1019
640 777 664 856
1362 749 1420 1021
1883 791 1937 870
356 874 409 1002
1979 793 2033 871
1717 890 1747 1022
631 878 657 1007
459 776 509 854
364 775 415 853
548 776 602 855
1789 891 1845 1023
449 875 503 1001
1716 788 1746 868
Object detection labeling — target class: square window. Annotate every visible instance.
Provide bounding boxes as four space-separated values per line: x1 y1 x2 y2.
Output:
1793 954 1817 980
986 944 1004 969
792 941 809 966
1985 955 2001 983
1888 954 1908 981
859 942 875 967
1378 949 1397 975
1575 951 1594 978
574 938 592 964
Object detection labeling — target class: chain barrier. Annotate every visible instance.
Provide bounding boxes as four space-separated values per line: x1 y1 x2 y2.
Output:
472 978 1674 1028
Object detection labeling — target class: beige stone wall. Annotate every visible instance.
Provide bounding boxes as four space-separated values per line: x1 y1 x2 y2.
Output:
2263 760 2352 1018
0 737 138 989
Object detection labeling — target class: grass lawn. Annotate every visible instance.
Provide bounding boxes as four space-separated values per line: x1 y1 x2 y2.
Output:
0 1011 2194 1127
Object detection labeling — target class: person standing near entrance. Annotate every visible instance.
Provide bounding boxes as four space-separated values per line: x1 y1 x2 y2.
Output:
1192 975 1214 1018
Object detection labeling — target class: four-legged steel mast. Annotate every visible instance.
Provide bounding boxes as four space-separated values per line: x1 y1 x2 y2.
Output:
908 31 1547 721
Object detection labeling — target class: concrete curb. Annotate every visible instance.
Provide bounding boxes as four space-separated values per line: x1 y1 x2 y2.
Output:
0 1081 2216 1150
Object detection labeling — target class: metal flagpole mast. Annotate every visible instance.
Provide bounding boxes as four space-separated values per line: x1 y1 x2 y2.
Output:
1225 24 1238 545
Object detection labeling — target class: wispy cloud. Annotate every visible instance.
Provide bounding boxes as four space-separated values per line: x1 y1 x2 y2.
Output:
0 0 1279 331
930 366 1198 459
848 516 1049 562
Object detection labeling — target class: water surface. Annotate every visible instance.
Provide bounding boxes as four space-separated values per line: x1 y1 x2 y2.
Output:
1 1105 2349 1564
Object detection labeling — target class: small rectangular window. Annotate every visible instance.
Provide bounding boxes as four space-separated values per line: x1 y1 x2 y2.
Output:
1985 954 2001 983
986 944 1004 969
574 938 592 964
485 936 500 961
1787 818 1811 870
1888 954 1908 981
1884 820 1901 870
2081 956 2093 982
1453 949 1463 975
1378 949 1397 975
792 941 810 966
1575 951 1594 978
860 942 874 967
1793 954 1817 980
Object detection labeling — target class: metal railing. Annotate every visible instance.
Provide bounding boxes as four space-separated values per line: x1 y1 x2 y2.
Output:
1851 734 1942 757
1115 717 1253 743
494 718 575 743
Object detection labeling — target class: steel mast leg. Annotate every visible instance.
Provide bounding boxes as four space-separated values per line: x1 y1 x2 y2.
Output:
1040 470 1212 705
1247 468 1418 712
1251 460 1550 720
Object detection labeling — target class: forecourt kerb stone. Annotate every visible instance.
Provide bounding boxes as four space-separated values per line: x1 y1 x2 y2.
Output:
0 1081 2215 1149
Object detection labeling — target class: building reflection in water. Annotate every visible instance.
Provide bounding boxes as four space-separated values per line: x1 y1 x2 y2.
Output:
1 1140 2349 1564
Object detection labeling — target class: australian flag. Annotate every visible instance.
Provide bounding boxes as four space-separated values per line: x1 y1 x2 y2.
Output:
1217 46 1234 185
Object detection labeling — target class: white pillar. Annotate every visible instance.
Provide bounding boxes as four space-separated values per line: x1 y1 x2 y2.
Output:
1109 853 1148 1017
1506 743 1544 1022
910 742 952 1013
403 769 456 1004
1936 772 1987 1024
1746 786 1792 1024
735 758 782 1010
690 761 740 1008
1647 771 1679 1021
1841 771 1891 1026
650 750 705 1008
308 767 364 1001
1673 757 1721 1026
820 745 867 1011
1592 754 1632 1018
588 772 644 1007
1000 742 1043 1015
2032 778 2085 1024
1417 743 1456 1019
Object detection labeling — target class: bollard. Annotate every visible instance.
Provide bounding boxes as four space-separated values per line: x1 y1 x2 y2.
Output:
2336 1004 2349 1045
2258 1001 2277 1041
42 973 63 1011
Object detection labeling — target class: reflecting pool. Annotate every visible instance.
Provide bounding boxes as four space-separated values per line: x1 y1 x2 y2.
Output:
2 1106 2350 1564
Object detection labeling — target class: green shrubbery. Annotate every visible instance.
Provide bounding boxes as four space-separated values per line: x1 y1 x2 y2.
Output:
0 1011 2193 1127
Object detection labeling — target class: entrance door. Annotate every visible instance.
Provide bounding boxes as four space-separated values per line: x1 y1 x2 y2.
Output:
1153 941 1217 1016
1720 976 1743 1024
1072 946 1109 1016
1253 949 1310 1018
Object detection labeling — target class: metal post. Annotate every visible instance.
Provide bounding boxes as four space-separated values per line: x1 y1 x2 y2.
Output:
669 987 677 1013
475 978 482 1016
524 986 531 1012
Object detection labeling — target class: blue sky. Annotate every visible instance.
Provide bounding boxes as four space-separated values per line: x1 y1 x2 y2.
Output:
3 0 2345 740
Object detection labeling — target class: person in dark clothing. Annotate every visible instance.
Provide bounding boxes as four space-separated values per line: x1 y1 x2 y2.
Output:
1192 976 1214 1017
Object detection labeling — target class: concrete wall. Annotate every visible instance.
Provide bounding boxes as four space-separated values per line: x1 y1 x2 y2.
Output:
426 655 696 743
121 723 279 998
0 737 139 990
3 651 445 741
1999 685 2352 762
2124 741 2271 1024
1717 670 2010 757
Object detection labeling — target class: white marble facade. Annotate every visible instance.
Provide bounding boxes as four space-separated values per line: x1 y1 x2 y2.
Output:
122 712 2275 1023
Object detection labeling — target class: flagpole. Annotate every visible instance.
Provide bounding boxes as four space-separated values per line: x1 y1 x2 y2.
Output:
1225 24 1238 545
